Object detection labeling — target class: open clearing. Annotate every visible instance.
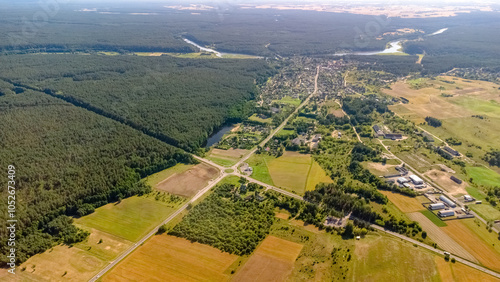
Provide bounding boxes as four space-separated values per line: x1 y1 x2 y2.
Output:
441 219 500 272
364 161 399 177
407 212 477 262
469 204 500 221
232 236 303 282
424 169 468 196
207 148 249 167
434 256 500 282
466 166 500 188
156 163 218 197
380 191 425 213
351 234 439 281
14 244 105 281
266 151 332 195
11 228 131 281
104 235 239 282
145 163 194 188
75 195 178 242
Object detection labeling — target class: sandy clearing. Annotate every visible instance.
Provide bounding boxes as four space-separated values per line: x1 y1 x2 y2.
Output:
424 169 468 196
156 163 218 197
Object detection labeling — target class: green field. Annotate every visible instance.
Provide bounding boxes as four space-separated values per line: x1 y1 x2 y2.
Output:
469 204 500 221
248 113 273 124
451 96 500 119
275 96 301 106
275 128 296 138
350 234 440 282
75 195 180 241
466 186 487 201
420 210 447 227
466 166 500 188
144 163 194 187
206 156 238 167
246 154 275 185
248 151 332 195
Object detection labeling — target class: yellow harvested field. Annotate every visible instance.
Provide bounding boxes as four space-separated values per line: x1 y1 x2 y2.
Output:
442 220 500 272
232 236 303 282
407 212 477 262
424 169 468 196
156 163 218 197
14 245 105 281
380 191 425 213
435 256 500 282
104 235 239 282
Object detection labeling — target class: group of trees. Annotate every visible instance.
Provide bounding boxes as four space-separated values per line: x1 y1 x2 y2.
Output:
342 96 389 126
0 91 192 264
170 183 275 255
425 116 442 127
484 151 500 167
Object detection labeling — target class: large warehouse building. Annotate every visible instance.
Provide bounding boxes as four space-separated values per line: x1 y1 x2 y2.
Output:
439 195 456 208
409 175 424 185
438 210 455 217
429 203 445 210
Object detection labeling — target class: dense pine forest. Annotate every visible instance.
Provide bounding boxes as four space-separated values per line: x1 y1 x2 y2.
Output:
0 90 192 264
0 55 275 150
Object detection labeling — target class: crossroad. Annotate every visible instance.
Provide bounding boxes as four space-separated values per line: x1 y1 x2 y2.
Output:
89 64 500 281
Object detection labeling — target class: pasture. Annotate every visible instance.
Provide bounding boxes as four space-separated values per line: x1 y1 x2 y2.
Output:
275 96 301 106
407 212 477 262
75 195 179 242
266 151 332 195
351 234 439 281
156 163 219 197
469 204 500 221
466 166 500 188
380 191 425 213
442 219 500 272
248 113 272 124
232 236 303 282
103 235 239 282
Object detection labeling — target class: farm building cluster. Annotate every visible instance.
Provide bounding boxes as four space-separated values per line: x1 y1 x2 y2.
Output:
372 125 404 140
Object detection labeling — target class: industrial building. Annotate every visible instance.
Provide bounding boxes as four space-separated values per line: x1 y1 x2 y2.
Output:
429 203 445 210
409 175 424 185
403 183 411 188
439 195 456 208
438 210 455 217
464 195 474 202
397 177 409 184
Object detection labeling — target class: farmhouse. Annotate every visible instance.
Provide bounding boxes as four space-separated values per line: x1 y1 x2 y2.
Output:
409 175 424 185
439 195 456 208
438 210 455 218
384 133 403 140
429 203 445 210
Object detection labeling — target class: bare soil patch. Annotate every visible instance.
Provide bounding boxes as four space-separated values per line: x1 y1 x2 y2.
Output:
156 163 218 197
424 169 468 196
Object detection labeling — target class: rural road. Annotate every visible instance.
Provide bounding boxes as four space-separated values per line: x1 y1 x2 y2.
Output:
89 64 499 281
89 66 319 281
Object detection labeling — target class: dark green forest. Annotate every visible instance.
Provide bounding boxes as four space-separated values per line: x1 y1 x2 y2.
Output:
0 90 192 264
0 55 275 150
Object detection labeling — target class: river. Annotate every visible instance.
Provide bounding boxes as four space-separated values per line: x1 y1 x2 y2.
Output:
183 38 263 58
205 124 236 148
